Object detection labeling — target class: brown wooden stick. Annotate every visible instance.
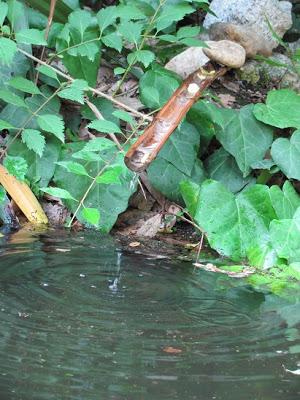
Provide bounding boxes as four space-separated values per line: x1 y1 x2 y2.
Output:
125 62 227 172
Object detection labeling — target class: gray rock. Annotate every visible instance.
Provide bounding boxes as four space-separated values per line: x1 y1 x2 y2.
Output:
204 0 292 53
165 46 210 78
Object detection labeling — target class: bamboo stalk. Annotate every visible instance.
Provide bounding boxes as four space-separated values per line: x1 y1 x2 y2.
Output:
0 165 48 224
125 62 227 172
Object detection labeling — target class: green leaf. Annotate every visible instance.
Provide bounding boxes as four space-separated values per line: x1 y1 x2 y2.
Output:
155 4 194 32
41 186 77 201
68 9 92 37
56 161 90 177
270 207 300 263
9 76 41 95
253 89 300 129
213 104 273 177
36 65 59 81
176 26 200 39
118 21 142 46
88 119 122 134
37 114 65 142
4 155 28 181
117 4 146 21
102 31 122 52
83 137 116 152
54 142 137 232
271 130 300 180
97 6 117 33
0 119 14 130
60 52 100 87
139 64 180 109
21 129 45 157
127 50 155 68
96 165 123 184
205 148 255 193
81 207 100 226
114 67 125 75
0 1 8 26
0 37 17 66
181 180 277 261
179 37 206 47
112 110 135 125
16 28 47 45
58 79 89 104
0 89 27 108
270 181 300 220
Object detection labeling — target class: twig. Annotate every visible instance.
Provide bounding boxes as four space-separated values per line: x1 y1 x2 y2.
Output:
18 48 152 122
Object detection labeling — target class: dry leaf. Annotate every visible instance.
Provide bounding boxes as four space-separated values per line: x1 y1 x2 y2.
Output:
163 346 182 354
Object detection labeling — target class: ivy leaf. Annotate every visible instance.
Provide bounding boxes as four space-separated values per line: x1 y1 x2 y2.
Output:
83 137 116 152
118 21 142 46
16 28 47 45
253 89 300 129
155 4 194 32
213 104 273 177
0 37 17 65
37 114 65 142
41 187 77 201
96 165 123 184
56 161 90 177
0 90 27 108
271 130 300 180
9 76 41 95
58 79 89 104
0 1 8 26
181 180 277 261
4 155 28 181
102 32 122 52
127 50 155 68
68 9 92 37
88 119 122 134
21 129 45 157
97 6 117 33
0 119 14 130
270 181 300 220
270 207 300 263
81 207 100 226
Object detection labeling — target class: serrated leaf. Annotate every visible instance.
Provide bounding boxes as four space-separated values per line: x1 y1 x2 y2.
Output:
155 4 194 32
41 187 77 201
36 65 59 81
176 26 200 39
97 6 117 33
0 1 8 26
118 21 142 46
0 119 14 130
112 110 135 125
68 9 92 37
102 31 122 52
56 161 90 177
21 129 45 157
37 114 65 142
16 28 47 45
3 155 28 181
253 89 300 129
88 119 122 134
271 130 300 179
9 76 41 95
96 165 123 184
0 90 27 108
117 4 146 20
127 50 155 68
114 67 125 75
81 207 100 226
0 37 17 66
83 137 116 152
58 79 89 104
179 37 206 47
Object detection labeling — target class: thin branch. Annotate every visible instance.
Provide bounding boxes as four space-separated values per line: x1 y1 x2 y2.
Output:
18 48 152 122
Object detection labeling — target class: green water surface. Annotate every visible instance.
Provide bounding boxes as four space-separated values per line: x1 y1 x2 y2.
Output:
0 230 299 400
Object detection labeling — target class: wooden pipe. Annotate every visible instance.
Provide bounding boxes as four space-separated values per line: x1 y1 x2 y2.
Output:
125 61 228 172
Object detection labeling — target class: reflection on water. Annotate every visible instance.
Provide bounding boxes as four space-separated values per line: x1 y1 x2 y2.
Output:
0 229 299 400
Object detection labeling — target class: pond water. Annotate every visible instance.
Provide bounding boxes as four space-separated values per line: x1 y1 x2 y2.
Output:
0 229 299 400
